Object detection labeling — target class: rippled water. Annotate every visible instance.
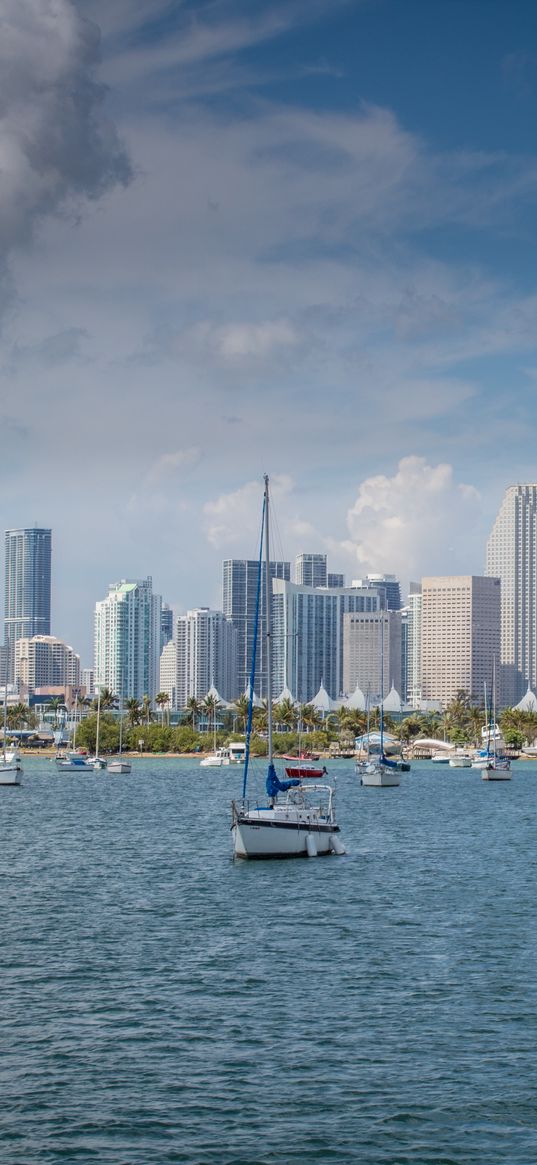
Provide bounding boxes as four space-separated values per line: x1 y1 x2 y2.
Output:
2 756 537 1163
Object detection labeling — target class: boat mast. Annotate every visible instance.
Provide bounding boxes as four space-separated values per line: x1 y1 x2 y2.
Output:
264 474 273 768
379 615 385 760
2 677 7 763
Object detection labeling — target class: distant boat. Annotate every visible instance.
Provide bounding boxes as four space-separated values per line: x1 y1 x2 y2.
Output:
359 630 400 788
482 662 511 781
231 476 345 858
449 753 472 768
107 691 131 774
0 681 22 786
284 763 327 780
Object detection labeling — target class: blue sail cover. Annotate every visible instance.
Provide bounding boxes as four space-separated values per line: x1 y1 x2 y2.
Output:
266 763 300 799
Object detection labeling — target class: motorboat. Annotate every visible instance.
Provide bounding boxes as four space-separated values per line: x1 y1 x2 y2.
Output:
106 760 131 774
284 763 327 779
200 747 233 768
0 748 22 786
231 476 345 859
56 752 95 772
448 752 472 768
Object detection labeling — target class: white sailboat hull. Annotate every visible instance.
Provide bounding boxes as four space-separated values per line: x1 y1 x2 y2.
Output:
232 813 343 858
482 766 511 781
106 761 132 773
359 763 400 787
0 766 21 785
449 755 472 768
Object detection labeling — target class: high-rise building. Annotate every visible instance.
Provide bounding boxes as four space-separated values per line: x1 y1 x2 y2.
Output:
294 553 327 588
159 640 177 710
94 577 161 703
405 585 422 707
272 580 381 702
421 576 501 706
351 573 401 611
176 608 237 708
15 635 81 695
222 559 290 696
160 604 174 652
327 573 345 588
342 610 401 699
4 527 52 680
486 484 537 704
82 667 95 699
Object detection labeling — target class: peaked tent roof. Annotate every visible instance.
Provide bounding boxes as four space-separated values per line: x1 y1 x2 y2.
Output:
273 685 296 705
514 684 537 712
244 682 263 708
343 684 366 711
381 684 402 713
308 681 339 713
204 684 234 710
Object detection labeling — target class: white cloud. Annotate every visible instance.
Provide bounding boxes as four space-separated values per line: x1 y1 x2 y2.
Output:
341 457 482 583
215 320 299 360
203 475 294 548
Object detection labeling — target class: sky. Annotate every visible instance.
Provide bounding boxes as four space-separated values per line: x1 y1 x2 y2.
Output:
2 0 537 662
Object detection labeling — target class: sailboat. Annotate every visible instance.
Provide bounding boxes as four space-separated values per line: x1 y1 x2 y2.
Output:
57 692 95 771
231 476 345 859
482 660 511 781
0 681 22 786
360 622 400 788
89 686 106 770
106 689 131 773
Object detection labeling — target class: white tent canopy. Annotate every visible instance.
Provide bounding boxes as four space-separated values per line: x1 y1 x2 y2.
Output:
381 684 402 714
244 682 263 708
308 681 339 713
514 684 537 712
204 684 234 710
342 684 366 711
273 685 296 705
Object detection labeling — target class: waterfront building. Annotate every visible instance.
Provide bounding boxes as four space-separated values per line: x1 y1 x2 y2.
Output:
94 577 161 703
405 585 422 707
15 635 81 695
351 573 401 611
222 558 290 697
4 527 52 681
272 580 381 703
421 576 501 707
342 610 402 700
486 484 537 704
82 667 94 699
176 608 237 708
400 607 409 703
327 573 345 588
160 603 174 652
294 553 327 588
159 640 177 710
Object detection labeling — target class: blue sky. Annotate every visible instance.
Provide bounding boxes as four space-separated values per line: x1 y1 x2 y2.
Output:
2 0 537 661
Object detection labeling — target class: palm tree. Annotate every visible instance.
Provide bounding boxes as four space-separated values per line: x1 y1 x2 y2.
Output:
202 693 220 743
233 694 250 733
142 694 153 725
299 703 322 733
184 696 201 730
92 686 117 713
47 697 65 728
156 691 170 725
274 697 297 733
126 697 142 727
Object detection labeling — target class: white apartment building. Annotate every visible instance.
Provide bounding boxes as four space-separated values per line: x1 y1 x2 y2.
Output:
486 484 537 704
159 640 177 710
94 577 161 703
421 576 501 707
176 608 237 708
406 586 422 707
342 610 401 700
294 553 327 588
15 635 81 694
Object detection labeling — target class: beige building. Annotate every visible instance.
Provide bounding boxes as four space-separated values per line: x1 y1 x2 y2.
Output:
342 610 401 699
15 635 81 696
421 576 501 706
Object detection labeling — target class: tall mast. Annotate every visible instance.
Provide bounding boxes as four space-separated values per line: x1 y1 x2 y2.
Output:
380 615 384 758
264 474 273 767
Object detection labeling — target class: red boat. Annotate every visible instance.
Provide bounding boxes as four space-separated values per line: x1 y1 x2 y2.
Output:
285 764 327 780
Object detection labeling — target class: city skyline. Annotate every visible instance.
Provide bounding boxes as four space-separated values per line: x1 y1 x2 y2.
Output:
1 3 537 660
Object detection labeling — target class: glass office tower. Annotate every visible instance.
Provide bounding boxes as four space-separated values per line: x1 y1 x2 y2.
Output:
4 527 52 681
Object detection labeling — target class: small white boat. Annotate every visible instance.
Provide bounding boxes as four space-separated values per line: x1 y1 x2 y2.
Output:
448 753 473 768
481 663 511 780
431 751 450 763
0 750 22 786
359 759 400 787
200 747 232 768
106 760 131 773
482 760 511 781
56 752 95 772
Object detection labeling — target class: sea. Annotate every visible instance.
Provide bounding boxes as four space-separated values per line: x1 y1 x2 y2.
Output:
2 756 537 1164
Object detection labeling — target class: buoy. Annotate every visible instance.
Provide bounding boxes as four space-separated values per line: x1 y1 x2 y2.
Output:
305 832 318 857
329 833 346 855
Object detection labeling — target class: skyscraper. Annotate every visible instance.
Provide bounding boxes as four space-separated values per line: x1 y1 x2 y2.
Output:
486 484 537 704
222 559 290 696
342 610 401 699
351 573 401 611
272 580 381 702
160 603 174 652
421 576 501 706
4 527 52 681
405 585 422 707
94 577 161 702
294 553 327 588
176 608 237 708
